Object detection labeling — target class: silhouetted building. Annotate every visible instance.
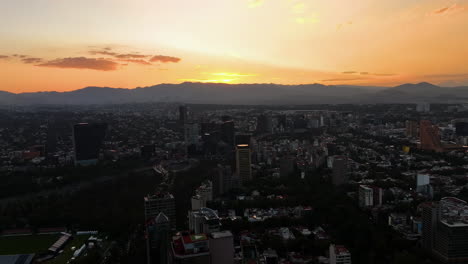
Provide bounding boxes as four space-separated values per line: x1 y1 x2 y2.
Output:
210 231 234 264
146 212 170 264
179 105 188 124
144 192 176 228
188 207 221 234
257 114 272 134
405 120 419 138
236 143 252 185
420 120 443 152
221 121 235 146
280 156 295 177
213 164 234 197
73 123 107 166
455 122 468 137
331 156 348 186
422 197 468 263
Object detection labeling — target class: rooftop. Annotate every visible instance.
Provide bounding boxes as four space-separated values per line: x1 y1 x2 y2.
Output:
439 197 468 227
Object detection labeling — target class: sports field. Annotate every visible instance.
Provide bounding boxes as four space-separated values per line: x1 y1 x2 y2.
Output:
0 234 59 255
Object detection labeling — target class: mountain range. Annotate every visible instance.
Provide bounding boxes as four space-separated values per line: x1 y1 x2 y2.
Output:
1 82 467 105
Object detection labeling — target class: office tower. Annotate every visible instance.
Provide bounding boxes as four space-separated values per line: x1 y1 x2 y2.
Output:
179 105 188 125
358 185 373 208
331 156 348 186
416 103 431 112
210 231 234 264
184 123 199 146
221 121 235 146
256 114 272 134
420 120 443 152
144 192 176 228
236 143 252 185
417 174 430 187
280 156 295 177
405 120 419 138
358 185 382 208
146 212 170 264
191 195 206 211
455 122 468 136
188 207 221 234
213 164 233 197
73 123 107 166
422 197 468 263
329 244 352 264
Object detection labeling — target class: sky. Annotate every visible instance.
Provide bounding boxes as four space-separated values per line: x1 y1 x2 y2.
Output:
0 0 467 93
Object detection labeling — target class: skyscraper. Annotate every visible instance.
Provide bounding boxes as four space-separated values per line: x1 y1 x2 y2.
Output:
179 105 188 125
146 212 170 264
419 120 443 152
236 143 252 185
421 197 468 263
331 156 348 186
405 120 419 138
144 192 176 228
221 121 235 146
72 123 107 166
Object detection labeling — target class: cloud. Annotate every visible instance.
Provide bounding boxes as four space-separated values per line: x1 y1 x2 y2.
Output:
89 50 149 59
115 53 149 59
22 57 43 64
248 0 264 8
119 59 152 65
342 71 357 74
321 77 370 82
37 57 119 71
0 55 8 60
360 72 369 75
89 50 118 56
372 73 396 76
150 55 181 63
431 4 465 15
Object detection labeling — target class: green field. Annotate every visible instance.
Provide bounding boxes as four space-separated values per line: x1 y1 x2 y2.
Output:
0 234 59 254
0 234 91 264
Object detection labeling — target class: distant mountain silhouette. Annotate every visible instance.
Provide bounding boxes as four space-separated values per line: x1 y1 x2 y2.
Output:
1 82 467 105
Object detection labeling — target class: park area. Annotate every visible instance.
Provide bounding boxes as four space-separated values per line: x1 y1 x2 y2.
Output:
0 234 90 264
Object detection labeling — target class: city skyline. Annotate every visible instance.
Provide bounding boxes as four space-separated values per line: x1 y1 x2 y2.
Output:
1 0 468 93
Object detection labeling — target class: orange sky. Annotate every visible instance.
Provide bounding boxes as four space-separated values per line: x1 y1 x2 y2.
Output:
1 0 468 93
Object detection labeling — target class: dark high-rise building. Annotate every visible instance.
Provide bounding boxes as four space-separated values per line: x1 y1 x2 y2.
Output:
331 156 348 186
179 105 188 124
73 123 107 166
221 121 235 146
236 143 252 185
405 120 419 138
146 212 170 264
144 192 176 228
422 197 468 263
420 120 443 152
214 164 234 197
256 114 272 134
455 122 468 137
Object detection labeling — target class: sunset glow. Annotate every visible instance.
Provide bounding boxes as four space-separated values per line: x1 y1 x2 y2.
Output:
1 0 468 93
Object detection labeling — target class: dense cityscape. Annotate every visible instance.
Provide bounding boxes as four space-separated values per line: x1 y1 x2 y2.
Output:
1 102 468 263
